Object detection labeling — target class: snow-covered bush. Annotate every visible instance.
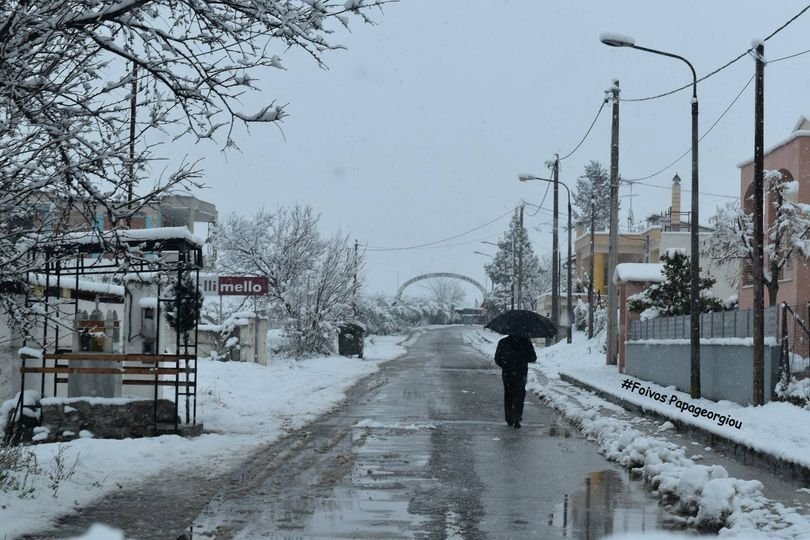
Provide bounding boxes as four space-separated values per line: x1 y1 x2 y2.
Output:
357 295 458 335
774 376 810 408
573 299 588 331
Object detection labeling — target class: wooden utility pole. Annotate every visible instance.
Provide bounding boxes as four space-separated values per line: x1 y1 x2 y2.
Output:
551 156 560 339
353 239 359 318
517 204 524 309
588 196 596 339
752 42 766 405
606 81 620 365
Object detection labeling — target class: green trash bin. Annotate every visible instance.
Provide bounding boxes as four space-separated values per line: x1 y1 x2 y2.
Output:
338 322 365 358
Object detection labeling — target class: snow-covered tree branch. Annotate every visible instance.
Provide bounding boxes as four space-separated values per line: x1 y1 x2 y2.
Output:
211 205 364 355
705 170 810 305
0 0 390 331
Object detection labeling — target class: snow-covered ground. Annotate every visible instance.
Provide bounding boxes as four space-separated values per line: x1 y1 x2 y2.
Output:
465 328 810 539
0 334 413 539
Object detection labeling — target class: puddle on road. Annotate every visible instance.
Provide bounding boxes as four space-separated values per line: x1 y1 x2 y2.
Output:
548 469 694 538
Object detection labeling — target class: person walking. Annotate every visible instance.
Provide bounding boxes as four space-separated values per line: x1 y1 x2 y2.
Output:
494 334 536 429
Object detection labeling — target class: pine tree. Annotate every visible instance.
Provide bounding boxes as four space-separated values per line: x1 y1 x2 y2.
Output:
484 208 543 313
573 161 615 231
628 250 724 317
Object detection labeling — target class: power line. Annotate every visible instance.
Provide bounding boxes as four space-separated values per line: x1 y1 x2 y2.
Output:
558 98 608 161
365 206 518 252
622 74 754 185
628 180 738 200
619 2 810 102
371 232 505 252
771 47 810 63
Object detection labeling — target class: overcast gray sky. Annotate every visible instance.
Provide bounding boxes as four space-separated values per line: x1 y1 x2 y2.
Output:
169 1 810 306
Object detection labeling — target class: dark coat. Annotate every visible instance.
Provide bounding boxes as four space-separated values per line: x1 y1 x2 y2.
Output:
494 335 537 376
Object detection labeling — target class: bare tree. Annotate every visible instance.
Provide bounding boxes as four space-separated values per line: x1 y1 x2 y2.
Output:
211 206 364 355
421 278 466 308
0 0 390 330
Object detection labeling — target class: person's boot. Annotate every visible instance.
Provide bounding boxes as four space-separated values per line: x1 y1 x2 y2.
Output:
514 422 521 429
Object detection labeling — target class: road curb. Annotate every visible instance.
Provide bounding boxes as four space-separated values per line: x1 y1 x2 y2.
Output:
558 372 810 485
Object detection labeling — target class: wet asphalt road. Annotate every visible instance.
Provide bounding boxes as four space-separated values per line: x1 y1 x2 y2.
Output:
24 327 672 539
191 327 670 539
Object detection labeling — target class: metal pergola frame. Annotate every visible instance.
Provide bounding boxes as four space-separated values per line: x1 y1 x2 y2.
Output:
12 230 204 440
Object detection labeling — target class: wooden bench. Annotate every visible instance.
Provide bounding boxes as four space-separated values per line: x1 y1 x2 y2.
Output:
21 352 198 387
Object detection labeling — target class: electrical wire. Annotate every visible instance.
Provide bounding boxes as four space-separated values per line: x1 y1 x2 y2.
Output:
558 98 608 161
628 180 738 200
622 74 754 186
380 232 505 251
365 206 518 252
619 2 810 102
770 47 810 63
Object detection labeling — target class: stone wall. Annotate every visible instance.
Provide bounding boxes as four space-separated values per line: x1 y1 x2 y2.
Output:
6 398 179 443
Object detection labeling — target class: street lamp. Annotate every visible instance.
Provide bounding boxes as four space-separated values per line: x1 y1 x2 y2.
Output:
519 174 573 344
600 33 701 398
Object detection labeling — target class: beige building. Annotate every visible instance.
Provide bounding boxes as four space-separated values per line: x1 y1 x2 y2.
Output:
574 174 735 303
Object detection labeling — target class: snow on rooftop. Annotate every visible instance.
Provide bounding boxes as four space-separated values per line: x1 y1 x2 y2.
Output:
613 263 664 284
30 274 125 298
737 124 810 168
58 226 204 247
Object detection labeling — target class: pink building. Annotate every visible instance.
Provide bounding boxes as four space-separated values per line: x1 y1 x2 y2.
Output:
737 117 810 311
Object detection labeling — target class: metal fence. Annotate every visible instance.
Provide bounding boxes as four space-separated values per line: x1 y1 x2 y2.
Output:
629 306 780 340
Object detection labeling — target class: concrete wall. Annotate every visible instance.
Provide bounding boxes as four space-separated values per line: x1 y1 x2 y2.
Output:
625 342 781 405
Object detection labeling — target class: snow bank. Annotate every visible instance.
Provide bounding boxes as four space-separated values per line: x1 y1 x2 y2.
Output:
464 328 810 537
0 334 411 538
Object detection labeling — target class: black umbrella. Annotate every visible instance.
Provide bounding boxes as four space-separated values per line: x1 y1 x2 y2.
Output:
484 310 558 338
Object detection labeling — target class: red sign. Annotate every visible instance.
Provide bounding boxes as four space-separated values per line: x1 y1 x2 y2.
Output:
217 276 269 296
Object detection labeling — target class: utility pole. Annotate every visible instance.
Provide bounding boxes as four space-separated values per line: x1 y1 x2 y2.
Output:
752 42 766 405
566 193 573 344
588 196 596 339
606 81 620 365
551 156 560 339
353 239 359 319
517 204 524 309
511 235 516 310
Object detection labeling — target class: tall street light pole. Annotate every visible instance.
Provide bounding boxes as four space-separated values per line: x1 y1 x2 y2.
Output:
519 174 573 344
600 33 701 398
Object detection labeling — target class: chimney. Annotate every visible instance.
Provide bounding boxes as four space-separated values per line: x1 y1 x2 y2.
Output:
671 173 681 231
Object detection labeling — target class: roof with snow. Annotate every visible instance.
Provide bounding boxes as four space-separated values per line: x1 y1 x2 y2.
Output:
738 116 810 167
613 263 664 284
29 274 124 299
34 226 204 253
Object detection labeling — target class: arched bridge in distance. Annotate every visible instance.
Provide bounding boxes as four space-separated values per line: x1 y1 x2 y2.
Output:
394 272 487 304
